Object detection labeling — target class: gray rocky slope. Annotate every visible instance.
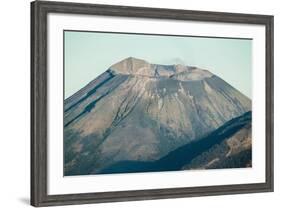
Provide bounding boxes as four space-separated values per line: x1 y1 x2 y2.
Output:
100 111 252 174
64 57 251 175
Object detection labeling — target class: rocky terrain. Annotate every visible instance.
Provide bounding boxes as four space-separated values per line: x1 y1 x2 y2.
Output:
64 57 251 175
100 111 252 174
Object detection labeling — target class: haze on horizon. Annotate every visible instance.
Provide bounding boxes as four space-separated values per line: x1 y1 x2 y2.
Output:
64 31 252 99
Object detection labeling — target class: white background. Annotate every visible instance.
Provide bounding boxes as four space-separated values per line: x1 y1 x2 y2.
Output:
0 0 279 207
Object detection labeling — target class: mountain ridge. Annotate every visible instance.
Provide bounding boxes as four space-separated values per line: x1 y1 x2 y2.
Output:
109 57 214 81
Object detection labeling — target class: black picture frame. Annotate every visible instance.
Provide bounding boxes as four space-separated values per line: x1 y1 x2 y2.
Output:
31 0 274 207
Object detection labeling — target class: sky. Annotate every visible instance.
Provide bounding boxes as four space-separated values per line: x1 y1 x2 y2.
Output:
64 31 252 99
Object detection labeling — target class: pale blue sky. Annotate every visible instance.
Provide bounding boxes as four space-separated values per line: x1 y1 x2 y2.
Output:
64 31 252 99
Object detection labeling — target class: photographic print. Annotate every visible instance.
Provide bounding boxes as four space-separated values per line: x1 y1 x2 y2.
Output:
63 31 252 176
31 2 273 206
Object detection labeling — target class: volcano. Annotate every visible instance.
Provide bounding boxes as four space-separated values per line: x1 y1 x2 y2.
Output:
64 57 251 175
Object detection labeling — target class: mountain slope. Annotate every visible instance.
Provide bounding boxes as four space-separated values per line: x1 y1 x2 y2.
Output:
99 111 252 174
64 57 251 175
